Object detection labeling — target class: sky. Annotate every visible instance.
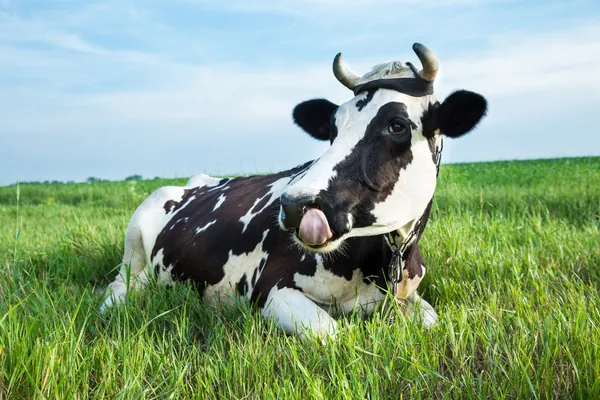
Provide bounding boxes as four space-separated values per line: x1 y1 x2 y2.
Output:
1 0 599 185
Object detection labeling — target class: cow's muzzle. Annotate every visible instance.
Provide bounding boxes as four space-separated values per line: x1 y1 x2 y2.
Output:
280 194 333 247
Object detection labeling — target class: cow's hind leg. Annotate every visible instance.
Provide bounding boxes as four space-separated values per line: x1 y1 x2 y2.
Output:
261 287 337 341
100 221 150 312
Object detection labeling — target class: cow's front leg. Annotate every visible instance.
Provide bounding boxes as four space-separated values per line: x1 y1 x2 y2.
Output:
261 287 337 341
394 244 438 328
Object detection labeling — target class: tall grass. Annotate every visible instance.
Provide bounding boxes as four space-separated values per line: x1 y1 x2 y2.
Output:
1 156 599 398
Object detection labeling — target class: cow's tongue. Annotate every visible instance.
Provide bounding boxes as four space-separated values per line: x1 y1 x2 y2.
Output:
298 208 333 246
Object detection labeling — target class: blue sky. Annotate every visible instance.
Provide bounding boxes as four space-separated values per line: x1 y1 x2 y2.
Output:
1 0 599 185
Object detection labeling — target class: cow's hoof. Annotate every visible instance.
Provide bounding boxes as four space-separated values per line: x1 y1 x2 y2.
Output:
297 320 338 344
405 295 438 328
99 291 125 314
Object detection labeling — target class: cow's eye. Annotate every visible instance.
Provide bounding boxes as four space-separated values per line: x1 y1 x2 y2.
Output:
387 121 408 136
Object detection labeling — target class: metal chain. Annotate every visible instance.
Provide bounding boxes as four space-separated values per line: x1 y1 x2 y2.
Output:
384 219 421 297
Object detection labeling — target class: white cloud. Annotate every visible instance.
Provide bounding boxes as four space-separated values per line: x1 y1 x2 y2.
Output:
43 33 109 55
437 24 600 97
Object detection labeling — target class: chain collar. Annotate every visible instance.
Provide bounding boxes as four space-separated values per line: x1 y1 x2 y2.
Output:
384 138 443 323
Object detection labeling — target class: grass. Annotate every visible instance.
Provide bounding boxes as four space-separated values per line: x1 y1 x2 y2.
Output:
1 156 599 399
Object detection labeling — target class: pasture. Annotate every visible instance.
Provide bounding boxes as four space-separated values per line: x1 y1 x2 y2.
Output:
1 156 599 399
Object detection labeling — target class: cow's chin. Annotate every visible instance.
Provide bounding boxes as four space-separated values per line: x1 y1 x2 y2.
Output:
291 232 344 254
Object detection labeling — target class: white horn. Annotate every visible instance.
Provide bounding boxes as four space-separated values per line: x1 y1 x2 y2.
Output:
333 53 361 90
412 43 439 82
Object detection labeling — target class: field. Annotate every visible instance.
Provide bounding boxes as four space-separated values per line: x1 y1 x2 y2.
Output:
1 157 599 399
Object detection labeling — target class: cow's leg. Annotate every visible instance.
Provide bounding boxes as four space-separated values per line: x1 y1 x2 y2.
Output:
261 287 337 341
100 221 150 312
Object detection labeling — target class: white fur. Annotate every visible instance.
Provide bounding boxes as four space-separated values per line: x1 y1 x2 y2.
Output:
195 220 216 234
356 60 417 85
212 193 226 211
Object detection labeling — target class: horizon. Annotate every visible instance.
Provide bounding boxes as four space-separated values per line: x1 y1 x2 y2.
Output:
4 155 597 187
2 0 599 186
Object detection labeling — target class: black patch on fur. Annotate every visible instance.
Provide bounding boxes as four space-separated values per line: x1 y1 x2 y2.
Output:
237 274 248 296
292 99 338 141
400 200 434 283
427 136 437 165
356 90 375 112
163 200 178 214
403 244 425 279
353 77 433 97
329 114 338 144
421 101 440 139
421 102 441 165
251 266 259 286
316 102 414 238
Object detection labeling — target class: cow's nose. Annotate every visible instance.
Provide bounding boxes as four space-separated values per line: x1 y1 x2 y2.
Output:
280 193 317 229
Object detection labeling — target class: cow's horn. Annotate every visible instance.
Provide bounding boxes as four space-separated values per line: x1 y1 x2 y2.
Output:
333 53 360 90
412 43 439 82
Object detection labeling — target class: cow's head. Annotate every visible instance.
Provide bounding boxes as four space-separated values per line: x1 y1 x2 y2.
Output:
279 43 487 253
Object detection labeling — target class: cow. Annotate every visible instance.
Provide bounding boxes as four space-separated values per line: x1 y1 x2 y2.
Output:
101 43 487 341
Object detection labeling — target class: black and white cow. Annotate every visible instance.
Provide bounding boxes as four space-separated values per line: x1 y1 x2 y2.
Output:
102 43 487 340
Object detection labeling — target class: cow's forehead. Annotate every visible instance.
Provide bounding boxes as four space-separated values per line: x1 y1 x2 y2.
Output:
335 89 435 129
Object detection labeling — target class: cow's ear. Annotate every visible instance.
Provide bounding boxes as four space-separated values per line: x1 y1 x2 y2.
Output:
436 90 487 138
292 99 338 141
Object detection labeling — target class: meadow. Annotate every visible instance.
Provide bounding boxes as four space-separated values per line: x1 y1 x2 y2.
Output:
0 156 599 399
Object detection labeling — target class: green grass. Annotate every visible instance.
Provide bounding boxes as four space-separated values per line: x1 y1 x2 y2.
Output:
1 156 599 399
